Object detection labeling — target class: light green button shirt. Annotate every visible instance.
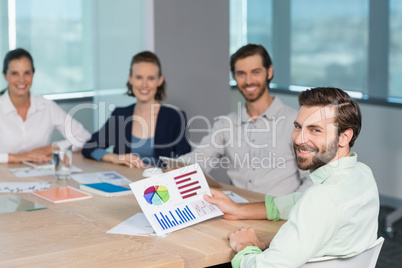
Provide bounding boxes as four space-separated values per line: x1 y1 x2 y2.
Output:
232 152 379 268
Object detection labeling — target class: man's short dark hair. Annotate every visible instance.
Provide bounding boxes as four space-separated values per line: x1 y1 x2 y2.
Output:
298 87 362 148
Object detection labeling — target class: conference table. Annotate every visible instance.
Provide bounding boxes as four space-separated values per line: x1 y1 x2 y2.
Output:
0 153 285 267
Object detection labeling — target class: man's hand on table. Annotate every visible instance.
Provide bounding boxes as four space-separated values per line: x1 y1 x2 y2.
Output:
228 227 271 253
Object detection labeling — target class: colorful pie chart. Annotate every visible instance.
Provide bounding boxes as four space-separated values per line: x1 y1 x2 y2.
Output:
143 185 170 205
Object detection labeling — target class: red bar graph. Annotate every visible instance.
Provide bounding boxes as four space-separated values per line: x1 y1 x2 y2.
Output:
174 171 201 199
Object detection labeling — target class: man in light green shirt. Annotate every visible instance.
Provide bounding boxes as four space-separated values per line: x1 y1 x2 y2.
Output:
205 87 379 267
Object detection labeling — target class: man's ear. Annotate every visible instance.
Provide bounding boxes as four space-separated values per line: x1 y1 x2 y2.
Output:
339 129 353 147
267 65 273 81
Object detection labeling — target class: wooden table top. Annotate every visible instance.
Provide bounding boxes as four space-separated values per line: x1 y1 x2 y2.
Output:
0 153 284 268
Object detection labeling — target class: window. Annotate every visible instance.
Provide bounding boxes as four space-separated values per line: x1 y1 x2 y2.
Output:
291 0 368 93
1 0 149 98
0 0 94 95
230 0 402 103
389 0 402 99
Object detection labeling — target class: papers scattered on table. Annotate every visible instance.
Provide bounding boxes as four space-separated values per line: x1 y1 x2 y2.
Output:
130 163 223 237
9 166 83 178
0 195 47 215
223 191 249 203
107 213 162 237
22 160 54 170
0 182 51 193
71 171 132 186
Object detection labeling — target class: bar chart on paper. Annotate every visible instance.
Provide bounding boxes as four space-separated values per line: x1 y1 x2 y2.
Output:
130 164 223 236
154 205 196 230
174 170 202 199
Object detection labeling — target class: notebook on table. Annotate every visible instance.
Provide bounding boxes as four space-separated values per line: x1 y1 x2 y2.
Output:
33 186 92 203
80 182 132 197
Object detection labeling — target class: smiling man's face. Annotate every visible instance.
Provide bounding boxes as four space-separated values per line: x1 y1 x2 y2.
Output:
233 54 272 103
292 105 339 172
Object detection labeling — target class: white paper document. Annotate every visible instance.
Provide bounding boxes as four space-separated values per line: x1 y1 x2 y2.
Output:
71 171 132 186
0 182 51 193
107 213 160 237
130 164 223 237
223 191 249 203
9 166 82 178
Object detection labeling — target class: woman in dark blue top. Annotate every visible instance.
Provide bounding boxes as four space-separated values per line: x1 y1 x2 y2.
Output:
82 51 191 167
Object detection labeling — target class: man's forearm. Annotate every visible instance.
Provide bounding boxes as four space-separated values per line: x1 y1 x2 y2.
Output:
237 202 267 220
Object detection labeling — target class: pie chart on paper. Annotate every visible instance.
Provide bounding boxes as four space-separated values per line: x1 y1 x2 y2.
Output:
143 185 170 205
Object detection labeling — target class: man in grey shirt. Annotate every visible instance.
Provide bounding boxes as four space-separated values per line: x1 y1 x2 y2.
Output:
180 44 309 196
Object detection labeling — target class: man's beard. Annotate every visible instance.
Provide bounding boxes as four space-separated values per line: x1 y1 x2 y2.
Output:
238 79 269 103
293 137 338 171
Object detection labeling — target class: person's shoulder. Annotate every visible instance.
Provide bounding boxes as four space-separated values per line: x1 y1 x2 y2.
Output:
355 161 376 181
0 91 7 100
355 161 372 171
111 104 135 115
209 110 236 124
272 97 298 126
210 111 238 128
160 104 186 117
32 94 50 103
296 185 336 211
227 111 239 119
32 94 61 110
275 97 298 115
160 104 183 112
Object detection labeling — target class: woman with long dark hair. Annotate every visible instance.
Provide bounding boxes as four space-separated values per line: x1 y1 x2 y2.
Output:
0 48 91 163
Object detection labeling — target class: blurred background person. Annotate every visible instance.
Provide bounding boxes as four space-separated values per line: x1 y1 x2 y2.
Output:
82 51 191 168
0 48 91 164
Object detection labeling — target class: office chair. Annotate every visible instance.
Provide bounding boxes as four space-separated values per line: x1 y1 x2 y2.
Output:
299 237 384 268
385 208 402 238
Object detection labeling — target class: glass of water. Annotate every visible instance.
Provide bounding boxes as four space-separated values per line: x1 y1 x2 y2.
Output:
52 144 72 180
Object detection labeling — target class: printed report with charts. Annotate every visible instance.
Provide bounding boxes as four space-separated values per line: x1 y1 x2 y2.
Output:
129 163 223 236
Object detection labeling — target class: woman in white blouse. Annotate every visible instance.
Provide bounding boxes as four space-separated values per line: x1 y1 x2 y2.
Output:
0 48 91 163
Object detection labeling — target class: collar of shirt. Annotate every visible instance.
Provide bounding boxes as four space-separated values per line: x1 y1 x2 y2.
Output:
240 96 284 124
308 152 357 185
0 90 44 115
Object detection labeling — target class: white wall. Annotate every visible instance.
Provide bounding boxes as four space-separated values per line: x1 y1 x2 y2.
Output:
153 0 231 183
356 103 402 205
154 0 231 143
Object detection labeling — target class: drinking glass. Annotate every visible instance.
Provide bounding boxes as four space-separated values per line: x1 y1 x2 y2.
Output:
52 144 72 180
